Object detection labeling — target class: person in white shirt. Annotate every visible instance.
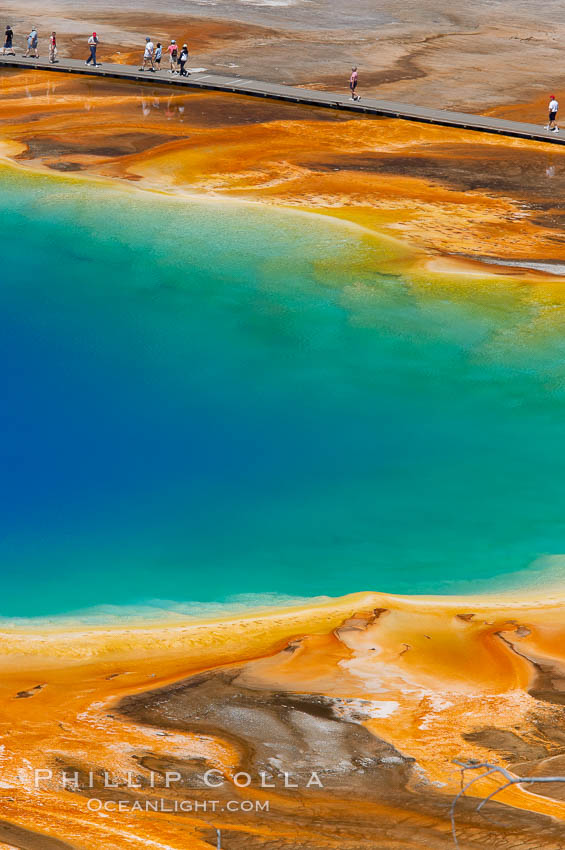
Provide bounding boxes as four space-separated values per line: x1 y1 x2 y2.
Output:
547 95 559 132
178 43 189 76
140 37 155 72
86 32 99 66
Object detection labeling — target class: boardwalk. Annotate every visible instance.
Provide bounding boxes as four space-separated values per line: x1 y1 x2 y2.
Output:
0 54 563 146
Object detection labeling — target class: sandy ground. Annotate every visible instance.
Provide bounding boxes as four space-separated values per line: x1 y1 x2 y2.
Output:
0 0 564 116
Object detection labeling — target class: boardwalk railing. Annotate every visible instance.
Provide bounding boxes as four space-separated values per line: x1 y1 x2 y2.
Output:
0 55 563 146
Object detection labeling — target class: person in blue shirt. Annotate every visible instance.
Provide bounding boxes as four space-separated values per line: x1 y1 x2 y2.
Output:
24 27 39 58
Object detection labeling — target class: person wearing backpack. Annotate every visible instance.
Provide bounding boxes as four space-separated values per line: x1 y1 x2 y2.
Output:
86 32 99 66
167 39 178 73
179 43 189 76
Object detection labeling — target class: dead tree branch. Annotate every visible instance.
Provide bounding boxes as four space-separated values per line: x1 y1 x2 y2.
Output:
450 758 565 847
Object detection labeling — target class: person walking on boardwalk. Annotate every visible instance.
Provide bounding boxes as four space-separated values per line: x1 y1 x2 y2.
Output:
349 66 360 101
154 42 163 70
24 27 39 58
547 94 559 133
140 37 155 72
86 32 99 66
2 24 15 56
48 31 57 63
178 43 189 77
167 39 178 73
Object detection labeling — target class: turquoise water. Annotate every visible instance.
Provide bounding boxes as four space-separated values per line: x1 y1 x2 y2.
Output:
3 166 565 618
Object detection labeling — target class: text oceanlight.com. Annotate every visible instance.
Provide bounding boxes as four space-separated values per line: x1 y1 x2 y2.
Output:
86 799 270 813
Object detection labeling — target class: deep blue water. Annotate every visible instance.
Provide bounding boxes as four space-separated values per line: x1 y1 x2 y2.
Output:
2 166 565 618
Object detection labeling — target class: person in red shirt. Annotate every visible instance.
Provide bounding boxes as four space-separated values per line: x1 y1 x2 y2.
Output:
167 39 178 74
48 31 57 64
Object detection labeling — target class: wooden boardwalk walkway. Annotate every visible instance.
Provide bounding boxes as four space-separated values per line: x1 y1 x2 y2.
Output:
0 54 563 146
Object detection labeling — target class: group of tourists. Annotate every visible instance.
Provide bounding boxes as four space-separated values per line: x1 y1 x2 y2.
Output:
1 24 62 64
139 38 190 76
1 24 56 62
1 26 190 75
0 22 561 132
